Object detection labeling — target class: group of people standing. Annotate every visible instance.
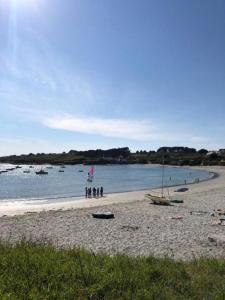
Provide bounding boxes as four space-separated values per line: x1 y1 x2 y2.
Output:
85 186 103 198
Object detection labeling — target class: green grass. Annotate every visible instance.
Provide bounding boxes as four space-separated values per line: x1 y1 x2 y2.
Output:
0 241 225 299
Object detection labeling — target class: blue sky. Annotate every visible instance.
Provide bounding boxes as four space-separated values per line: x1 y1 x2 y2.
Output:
0 0 225 155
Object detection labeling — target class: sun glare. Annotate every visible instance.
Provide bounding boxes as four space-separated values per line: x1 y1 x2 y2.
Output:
12 0 34 4
8 0 43 13
6 0 40 9
1 0 44 14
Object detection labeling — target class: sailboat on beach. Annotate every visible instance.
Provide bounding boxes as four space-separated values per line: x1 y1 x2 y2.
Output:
87 166 94 182
145 155 170 205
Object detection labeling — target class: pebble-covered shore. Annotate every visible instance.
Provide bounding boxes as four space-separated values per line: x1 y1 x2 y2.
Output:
0 166 225 261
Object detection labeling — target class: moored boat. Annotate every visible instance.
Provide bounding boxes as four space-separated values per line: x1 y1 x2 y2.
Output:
87 166 94 182
35 169 48 175
23 170 31 174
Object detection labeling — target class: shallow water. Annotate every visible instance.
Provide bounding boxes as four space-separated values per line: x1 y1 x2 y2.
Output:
0 164 212 201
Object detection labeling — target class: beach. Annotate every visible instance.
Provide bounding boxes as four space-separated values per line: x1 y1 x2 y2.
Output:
0 165 225 260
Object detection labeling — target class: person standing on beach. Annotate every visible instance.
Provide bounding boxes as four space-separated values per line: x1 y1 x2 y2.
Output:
100 186 103 197
93 187 96 198
85 187 88 198
97 187 99 197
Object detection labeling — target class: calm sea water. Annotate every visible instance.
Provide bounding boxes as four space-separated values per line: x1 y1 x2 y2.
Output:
0 164 212 201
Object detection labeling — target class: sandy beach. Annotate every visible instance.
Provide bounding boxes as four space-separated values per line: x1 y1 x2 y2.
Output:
0 165 225 260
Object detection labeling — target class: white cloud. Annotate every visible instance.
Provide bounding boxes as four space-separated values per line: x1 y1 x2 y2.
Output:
43 116 158 141
42 115 216 150
43 116 202 144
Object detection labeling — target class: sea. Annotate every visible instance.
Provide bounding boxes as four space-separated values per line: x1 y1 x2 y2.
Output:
0 164 212 201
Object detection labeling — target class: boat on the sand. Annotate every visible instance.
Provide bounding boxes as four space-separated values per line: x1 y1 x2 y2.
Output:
170 199 184 203
174 187 189 192
145 194 170 205
145 154 171 205
92 212 114 219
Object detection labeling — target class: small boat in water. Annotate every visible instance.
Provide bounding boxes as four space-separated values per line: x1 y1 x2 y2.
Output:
29 166 34 168
87 166 94 182
35 169 48 175
23 170 31 174
78 170 84 172
59 170 64 172
6 168 16 171
16 166 22 169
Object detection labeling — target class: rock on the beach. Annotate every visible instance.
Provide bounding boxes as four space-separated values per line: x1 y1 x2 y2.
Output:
208 235 225 246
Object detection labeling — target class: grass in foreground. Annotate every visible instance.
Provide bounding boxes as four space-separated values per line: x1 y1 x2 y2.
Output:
0 241 225 299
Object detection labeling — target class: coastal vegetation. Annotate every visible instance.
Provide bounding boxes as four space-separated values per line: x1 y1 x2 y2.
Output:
0 241 225 299
0 147 225 166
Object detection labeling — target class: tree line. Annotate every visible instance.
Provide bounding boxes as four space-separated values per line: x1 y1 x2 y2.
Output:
0 147 224 166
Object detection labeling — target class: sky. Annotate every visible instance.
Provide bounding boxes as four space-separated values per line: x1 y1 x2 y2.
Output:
0 0 225 155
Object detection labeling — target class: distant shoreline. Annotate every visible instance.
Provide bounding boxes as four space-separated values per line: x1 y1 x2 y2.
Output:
0 145 224 167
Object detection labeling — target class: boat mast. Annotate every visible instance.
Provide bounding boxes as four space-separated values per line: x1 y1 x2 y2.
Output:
161 153 165 197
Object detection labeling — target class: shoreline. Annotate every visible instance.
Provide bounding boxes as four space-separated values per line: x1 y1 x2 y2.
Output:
0 168 216 203
0 166 220 217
